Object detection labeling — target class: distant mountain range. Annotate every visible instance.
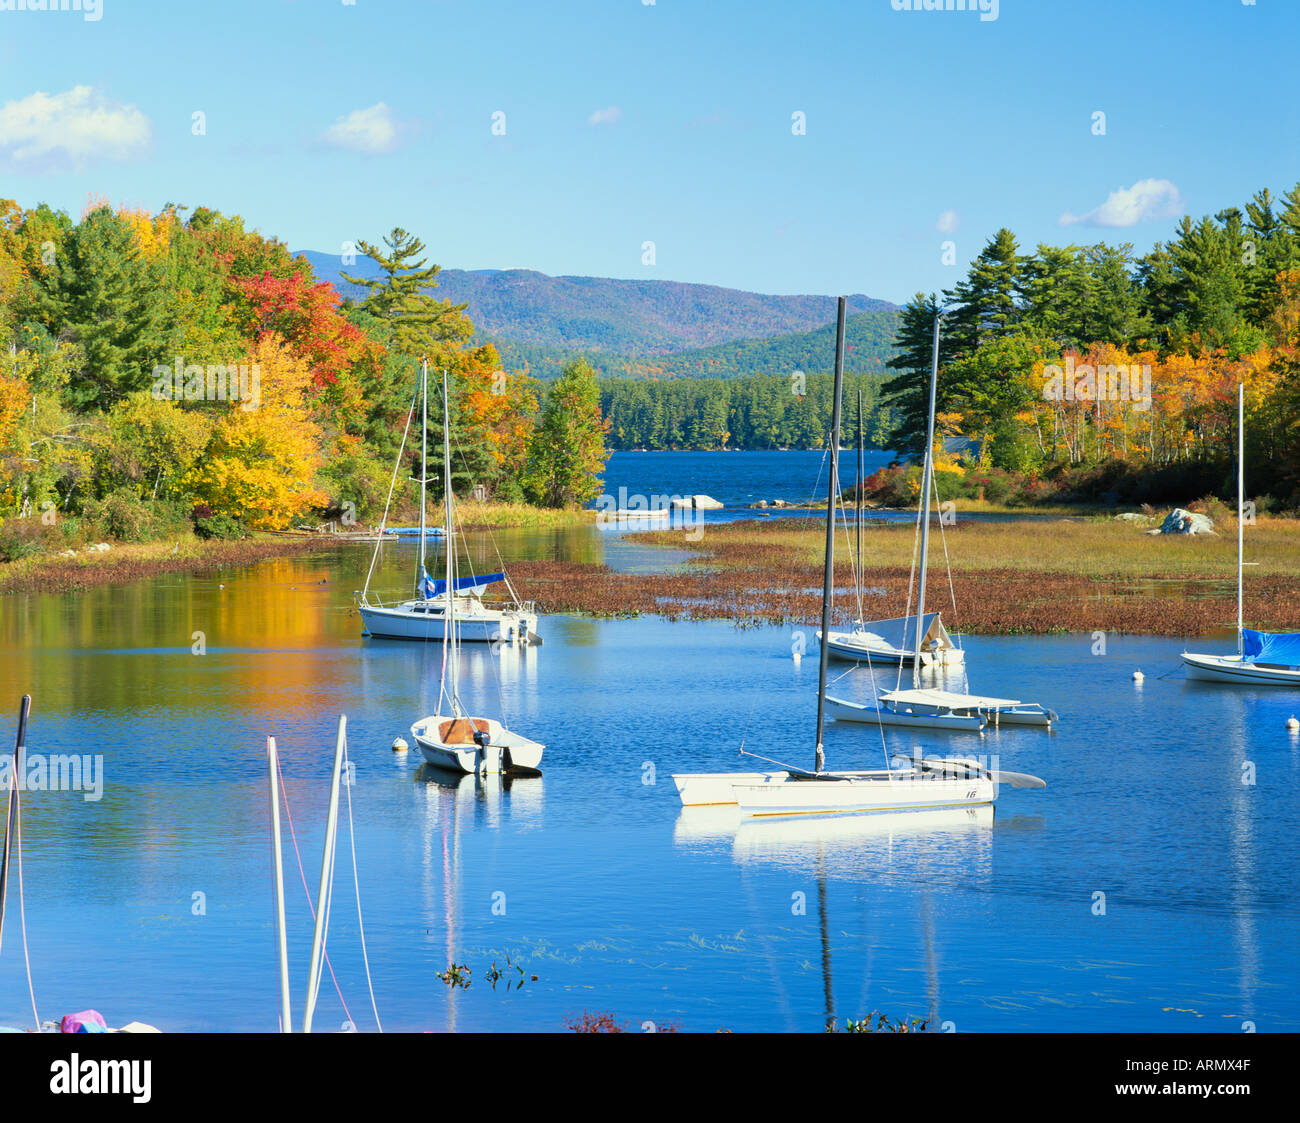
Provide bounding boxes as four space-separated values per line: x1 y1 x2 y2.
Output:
300 251 900 379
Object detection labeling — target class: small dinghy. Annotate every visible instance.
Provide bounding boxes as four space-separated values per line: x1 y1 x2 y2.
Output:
411 716 543 775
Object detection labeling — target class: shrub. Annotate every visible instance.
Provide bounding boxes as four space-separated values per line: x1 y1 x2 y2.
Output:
1189 495 1233 525
975 469 1015 505
192 506 248 540
0 518 46 562
82 490 192 543
859 464 920 507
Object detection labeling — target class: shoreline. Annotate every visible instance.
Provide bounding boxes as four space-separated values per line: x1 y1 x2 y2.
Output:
0 535 327 596
0 502 597 596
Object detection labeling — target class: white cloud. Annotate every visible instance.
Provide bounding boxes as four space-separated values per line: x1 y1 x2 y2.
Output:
323 103 399 154
935 209 960 234
0 86 151 171
1059 178 1183 228
587 106 623 127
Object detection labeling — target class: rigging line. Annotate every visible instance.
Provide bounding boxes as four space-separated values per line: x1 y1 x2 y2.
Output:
450 426 522 609
829 460 890 769
807 440 831 511
833 471 864 624
274 751 356 1028
445 448 511 723
895 483 924 694
14 786 39 1030
343 742 382 1033
734 674 763 757
930 466 963 649
362 374 419 601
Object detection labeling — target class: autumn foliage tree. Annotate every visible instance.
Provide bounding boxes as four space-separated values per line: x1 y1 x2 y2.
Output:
187 335 329 529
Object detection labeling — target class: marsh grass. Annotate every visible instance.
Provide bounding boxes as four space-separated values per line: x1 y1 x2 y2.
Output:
642 516 1300 579
455 501 598 530
505 515 1300 635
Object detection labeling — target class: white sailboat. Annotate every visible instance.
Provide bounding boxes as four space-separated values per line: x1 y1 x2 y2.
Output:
1182 382 1300 686
410 370 545 776
825 309 1057 732
820 613 964 667
672 298 1046 815
357 359 540 645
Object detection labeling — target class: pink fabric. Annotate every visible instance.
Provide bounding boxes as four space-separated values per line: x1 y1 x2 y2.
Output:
60 1009 107 1033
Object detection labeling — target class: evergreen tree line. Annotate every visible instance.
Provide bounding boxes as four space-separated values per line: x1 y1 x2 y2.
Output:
600 372 892 451
880 182 1300 502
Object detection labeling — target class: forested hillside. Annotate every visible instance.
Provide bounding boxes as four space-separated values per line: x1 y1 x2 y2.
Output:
304 251 897 366
872 182 1300 507
0 206 611 557
484 308 899 381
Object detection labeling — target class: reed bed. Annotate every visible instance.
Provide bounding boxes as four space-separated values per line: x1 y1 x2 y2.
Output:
455 501 598 531
504 516 1300 635
0 536 323 596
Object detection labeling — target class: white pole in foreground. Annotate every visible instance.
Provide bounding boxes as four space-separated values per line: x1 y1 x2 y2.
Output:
304 715 347 1033
267 736 292 1032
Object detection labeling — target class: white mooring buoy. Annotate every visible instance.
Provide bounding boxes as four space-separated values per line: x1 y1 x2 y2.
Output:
1132 669 1144 682
392 736 408 753
1287 716 1299 732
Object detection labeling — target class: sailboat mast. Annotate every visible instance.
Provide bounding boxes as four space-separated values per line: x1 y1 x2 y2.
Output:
913 308 942 688
855 388 863 603
1237 380 1244 656
814 297 847 774
416 358 429 598
443 368 458 705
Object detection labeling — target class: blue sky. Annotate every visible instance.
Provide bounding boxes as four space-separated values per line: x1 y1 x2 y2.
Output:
1 0 1297 304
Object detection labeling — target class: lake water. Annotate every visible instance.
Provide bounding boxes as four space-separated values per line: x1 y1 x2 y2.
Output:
1 461 1297 1033
596 449 901 525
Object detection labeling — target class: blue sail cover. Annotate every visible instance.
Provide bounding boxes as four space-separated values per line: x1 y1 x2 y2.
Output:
420 571 504 599
1242 629 1300 665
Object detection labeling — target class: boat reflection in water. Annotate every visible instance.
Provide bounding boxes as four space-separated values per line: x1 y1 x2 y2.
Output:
675 803 994 877
414 766 543 1032
673 804 993 1030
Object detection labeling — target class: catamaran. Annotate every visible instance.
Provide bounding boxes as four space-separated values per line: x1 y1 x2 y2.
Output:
410 370 545 776
824 308 1057 732
672 298 1046 815
1182 383 1300 686
356 359 540 645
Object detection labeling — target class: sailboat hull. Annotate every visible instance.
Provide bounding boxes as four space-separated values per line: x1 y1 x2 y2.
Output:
1182 652 1300 685
672 771 786 807
732 770 996 817
825 695 985 731
360 603 538 643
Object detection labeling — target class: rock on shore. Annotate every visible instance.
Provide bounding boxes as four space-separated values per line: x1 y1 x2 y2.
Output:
1147 508 1216 535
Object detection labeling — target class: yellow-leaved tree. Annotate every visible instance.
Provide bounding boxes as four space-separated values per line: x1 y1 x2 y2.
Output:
188 335 328 529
